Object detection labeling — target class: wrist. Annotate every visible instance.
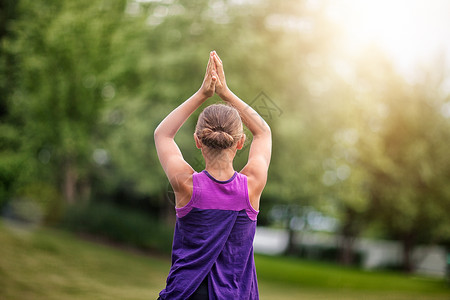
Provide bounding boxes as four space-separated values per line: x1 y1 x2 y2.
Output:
218 87 232 100
195 89 212 102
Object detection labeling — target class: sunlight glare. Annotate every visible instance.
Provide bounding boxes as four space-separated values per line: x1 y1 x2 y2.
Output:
328 0 450 78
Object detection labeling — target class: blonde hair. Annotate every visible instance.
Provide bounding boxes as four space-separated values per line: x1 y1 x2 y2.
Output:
195 104 243 149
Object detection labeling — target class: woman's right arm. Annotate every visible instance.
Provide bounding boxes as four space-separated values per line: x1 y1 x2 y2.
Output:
154 53 217 207
212 52 272 210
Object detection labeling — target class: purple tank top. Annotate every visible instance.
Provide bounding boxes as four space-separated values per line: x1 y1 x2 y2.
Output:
159 170 259 300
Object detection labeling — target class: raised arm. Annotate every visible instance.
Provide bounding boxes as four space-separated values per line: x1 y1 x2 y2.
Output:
212 52 271 210
154 52 217 202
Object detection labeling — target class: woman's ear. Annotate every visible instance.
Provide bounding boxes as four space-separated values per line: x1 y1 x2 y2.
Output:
236 134 246 150
194 133 202 149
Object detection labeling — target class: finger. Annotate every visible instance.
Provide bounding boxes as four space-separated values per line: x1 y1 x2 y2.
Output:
210 52 218 75
212 54 225 80
206 53 214 75
213 51 222 64
212 73 222 88
212 52 223 70
209 75 216 92
211 70 218 82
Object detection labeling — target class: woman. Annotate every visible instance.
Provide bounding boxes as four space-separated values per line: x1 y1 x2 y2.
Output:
154 51 271 299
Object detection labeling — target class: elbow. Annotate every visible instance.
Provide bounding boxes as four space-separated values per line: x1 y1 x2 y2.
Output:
252 123 271 141
154 125 162 142
154 124 174 142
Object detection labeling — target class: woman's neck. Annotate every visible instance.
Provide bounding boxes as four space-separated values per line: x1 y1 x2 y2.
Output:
203 150 236 181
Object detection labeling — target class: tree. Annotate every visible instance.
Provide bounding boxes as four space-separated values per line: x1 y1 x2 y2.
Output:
0 0 22 209
354 53 450 272
7 0 141 206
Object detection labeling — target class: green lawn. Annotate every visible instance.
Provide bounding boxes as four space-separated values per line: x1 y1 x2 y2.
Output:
0 219 448 300
256 255 449 300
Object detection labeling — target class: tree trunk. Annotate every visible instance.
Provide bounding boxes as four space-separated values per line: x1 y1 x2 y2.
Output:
339 234 355 265
338 208 359 266
401 234 415 273
285 226 297 255
62 159 78 204
78 178 91 203
284 205 298 256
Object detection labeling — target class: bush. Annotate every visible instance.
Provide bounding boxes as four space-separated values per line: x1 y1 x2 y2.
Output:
61 201 173 254
295 244 364 266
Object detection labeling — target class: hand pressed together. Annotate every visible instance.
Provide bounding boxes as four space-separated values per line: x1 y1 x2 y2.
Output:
198 52 218 98
198 51 230 99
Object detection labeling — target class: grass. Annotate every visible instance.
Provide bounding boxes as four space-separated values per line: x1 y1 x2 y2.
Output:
0 220 168 300
0 219 448 300
256 255 449 300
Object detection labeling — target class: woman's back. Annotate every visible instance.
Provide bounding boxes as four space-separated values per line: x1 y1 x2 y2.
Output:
160 171 259 299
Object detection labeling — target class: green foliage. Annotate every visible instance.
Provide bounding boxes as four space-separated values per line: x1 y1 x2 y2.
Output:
4 182 62 226
291 244 364 266
61 201 173 254
348 52 450 245
0 150 23 209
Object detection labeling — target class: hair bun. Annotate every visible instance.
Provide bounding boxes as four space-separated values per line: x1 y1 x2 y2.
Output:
200 127 235 149
195 104 243 150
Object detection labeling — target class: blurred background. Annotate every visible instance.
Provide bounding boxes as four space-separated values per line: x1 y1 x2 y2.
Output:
1 0 450 298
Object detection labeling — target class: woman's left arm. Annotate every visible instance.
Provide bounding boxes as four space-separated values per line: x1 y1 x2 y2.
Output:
154 52 217 191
